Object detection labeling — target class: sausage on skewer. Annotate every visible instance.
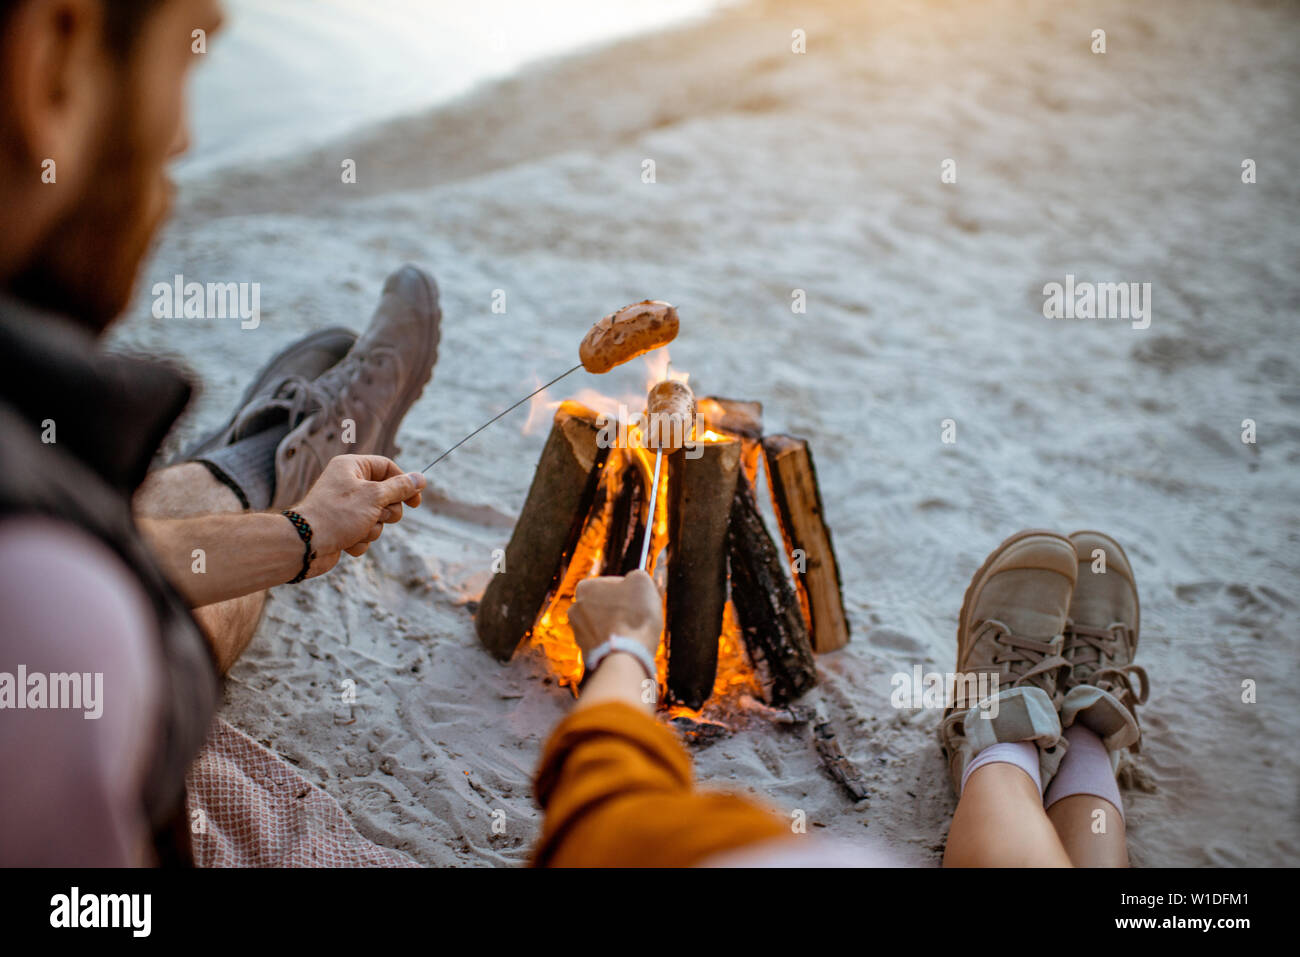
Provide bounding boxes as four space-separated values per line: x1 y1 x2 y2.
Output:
580 300 679 374
644 379 696 452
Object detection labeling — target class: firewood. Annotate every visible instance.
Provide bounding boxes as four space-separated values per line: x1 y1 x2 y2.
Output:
814 720 870 803
762 435 851 654
700 396 763 483
699 396 763 441
476 402 610 660
665 438 742 708
727 473 818 704
602 454 646 577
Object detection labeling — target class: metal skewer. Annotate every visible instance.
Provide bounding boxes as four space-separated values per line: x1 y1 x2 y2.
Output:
638 446 664 571
421 364 583 473
637 362 672 571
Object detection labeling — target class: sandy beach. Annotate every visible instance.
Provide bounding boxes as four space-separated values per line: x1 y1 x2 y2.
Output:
111 0 1300 866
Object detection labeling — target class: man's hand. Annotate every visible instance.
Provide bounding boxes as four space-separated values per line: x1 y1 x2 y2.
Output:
292 454 426 577
567 570 663 658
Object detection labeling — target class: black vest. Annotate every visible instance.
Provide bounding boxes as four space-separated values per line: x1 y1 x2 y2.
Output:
0 300 219 864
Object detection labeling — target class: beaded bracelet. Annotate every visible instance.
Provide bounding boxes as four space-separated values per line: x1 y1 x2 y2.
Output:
281 510 315 584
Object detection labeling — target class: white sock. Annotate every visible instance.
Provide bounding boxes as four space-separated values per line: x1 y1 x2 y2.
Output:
1044 724 1125 820
960 740 1042 795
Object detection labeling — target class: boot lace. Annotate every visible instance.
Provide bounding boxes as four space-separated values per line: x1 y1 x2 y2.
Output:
971 618 1070 693
1064 619 1150 712
228 374 339 444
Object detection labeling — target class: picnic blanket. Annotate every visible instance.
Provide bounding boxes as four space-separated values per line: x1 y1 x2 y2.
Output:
185 718 418 868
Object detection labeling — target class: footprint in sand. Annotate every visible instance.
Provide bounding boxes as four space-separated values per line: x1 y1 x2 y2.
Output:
865 627 927 655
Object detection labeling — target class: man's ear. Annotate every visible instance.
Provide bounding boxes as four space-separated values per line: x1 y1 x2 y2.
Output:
0 0 109 174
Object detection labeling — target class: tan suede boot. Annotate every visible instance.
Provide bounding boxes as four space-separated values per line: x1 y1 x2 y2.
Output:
1059 531 1149 760
272 265 441 509
185 326 356 509
938 530 1076 794
185 326 357 459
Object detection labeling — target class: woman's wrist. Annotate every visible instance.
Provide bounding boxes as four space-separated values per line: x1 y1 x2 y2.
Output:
584 635 657 683
577 648 658 714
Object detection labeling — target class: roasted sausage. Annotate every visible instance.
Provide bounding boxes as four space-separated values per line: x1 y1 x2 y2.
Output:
644 379 696 452
579 300 679 374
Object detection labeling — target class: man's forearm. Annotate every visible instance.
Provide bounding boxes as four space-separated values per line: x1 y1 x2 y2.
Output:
138 512 306 608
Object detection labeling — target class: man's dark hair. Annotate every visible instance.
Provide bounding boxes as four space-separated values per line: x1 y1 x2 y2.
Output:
0 0 166 59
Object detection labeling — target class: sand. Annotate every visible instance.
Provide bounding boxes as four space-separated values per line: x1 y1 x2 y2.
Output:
111 0 1300 866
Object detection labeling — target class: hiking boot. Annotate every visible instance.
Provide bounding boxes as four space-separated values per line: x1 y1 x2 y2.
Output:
938 529 1077 794
271 264 441 509
186 327 357 509
1059 531 1149 757
185 327 357 459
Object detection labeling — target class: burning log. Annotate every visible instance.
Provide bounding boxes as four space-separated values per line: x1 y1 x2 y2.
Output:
476 402 610 660
601 456 646 577
665 438 742 709
699 397 762 439
476 383 850 719
700 396 763 483
762 435 851 654
727 473 818 704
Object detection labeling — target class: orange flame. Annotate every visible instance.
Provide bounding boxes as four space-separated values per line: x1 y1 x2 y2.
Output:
642 348 690 392
524 392 760 712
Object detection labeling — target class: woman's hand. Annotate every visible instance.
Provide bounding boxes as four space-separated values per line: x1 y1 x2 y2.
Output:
567 570 663 658
566 570 664 714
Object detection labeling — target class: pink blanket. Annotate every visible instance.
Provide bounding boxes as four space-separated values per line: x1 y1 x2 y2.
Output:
185 718 417 868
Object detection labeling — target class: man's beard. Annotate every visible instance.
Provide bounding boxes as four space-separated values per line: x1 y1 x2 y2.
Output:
8 90 172 334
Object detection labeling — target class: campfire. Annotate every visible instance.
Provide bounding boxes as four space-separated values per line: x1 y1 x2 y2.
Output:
474 369 850 715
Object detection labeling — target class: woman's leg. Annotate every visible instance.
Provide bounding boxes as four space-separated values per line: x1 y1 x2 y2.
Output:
944 755 1072 867
1050 530 1144 867
1046 795 1128 867
939 530 1080 867
1044 724 1130 866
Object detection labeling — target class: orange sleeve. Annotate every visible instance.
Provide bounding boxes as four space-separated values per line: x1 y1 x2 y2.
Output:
532 700 790 867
